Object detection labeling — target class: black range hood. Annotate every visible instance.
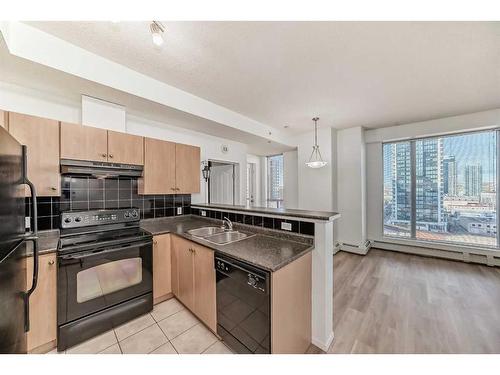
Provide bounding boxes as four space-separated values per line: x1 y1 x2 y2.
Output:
60 159 143 178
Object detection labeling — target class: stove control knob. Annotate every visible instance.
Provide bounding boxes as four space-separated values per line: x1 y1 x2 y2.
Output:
74 217 82 223
124 212 131 218
131 210 138 218
64 217 72 224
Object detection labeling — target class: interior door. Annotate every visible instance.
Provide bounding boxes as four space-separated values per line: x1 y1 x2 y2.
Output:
209 163 235 204
8 112 60 196
60 122 108 162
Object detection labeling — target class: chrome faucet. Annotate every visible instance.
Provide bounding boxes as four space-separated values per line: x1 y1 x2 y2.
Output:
222 217 233 231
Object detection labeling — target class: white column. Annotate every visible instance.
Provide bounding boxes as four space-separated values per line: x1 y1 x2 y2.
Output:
311 218 336 351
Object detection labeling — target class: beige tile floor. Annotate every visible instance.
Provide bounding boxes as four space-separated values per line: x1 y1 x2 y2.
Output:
48 298 233 354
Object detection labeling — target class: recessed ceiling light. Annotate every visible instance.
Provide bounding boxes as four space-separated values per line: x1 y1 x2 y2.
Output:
283 125 289 129
150 21 165 47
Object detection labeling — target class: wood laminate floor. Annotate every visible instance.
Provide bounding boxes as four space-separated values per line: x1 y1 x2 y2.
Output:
319 249 500 354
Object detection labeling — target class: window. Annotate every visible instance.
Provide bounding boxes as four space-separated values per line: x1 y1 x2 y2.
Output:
267 154 284 208
383 130 497 247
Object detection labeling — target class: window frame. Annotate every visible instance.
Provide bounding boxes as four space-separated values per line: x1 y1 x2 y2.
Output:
266 153 284 208
382 128 500 249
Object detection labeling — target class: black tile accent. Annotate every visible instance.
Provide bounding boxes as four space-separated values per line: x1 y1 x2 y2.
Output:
243 215 253 225
299 221 315 236
191 208 199 216
253 216 263 227
234 214 243 223
263 217 274 229
25 176 193 230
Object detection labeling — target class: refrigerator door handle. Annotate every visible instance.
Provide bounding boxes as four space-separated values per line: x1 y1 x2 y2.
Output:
21 145 39 333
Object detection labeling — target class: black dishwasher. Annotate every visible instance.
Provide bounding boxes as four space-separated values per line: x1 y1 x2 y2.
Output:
215 254 271 354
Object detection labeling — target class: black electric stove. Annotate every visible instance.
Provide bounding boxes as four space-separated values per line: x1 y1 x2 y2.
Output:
57 208 153 351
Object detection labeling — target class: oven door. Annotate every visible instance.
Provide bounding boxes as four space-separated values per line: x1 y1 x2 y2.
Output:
57 239 153 325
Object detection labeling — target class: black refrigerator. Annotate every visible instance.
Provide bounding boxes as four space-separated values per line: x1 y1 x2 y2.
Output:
0 126 39 354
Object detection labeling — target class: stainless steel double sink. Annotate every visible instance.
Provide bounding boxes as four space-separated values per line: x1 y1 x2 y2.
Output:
187 226 254 245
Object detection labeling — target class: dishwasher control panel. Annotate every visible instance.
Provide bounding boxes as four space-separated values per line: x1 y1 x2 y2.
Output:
215 256 269 294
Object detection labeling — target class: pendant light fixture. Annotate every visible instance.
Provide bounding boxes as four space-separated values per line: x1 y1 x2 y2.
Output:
150 21 165 46
306 117 328 169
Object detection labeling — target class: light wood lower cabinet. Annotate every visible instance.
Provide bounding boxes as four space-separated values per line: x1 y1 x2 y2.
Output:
170 235 216 332
152 234 172 304
26 253 57 353
271 252 312 354
8 112 60 196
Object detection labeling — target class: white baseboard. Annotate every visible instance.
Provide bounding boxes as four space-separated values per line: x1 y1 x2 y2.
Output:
311 331 335 352
339 240 372 255
373 240 500 267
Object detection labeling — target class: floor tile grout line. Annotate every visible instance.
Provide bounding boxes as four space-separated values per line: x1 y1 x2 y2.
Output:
151 306 186 324
156 312 199 342
112 328 123 354
114 314 157 342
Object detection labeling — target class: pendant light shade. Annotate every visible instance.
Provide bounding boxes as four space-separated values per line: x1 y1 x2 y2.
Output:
306 117 328 168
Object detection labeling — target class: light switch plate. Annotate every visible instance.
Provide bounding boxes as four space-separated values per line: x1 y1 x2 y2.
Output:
281 222 292 231
201 210 207 217
177 207 183 215
25 217 31 229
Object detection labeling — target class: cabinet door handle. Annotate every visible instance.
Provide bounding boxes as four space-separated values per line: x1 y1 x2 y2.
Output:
171 187 176 191
175 187 180 191
48 259 55 265
101 153 107 158
50 187 57 191
109 154 114 158
153 240 158 245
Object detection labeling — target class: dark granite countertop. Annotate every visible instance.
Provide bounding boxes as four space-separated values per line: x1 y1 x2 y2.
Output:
191 203 340 221
141 216 314 272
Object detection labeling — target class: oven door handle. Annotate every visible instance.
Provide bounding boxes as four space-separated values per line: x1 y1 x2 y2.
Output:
60 240 152 260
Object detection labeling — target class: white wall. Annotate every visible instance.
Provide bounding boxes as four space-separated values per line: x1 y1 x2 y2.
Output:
289 126 335 212
283 150 298 208
0 81 248 204
337 127 367 249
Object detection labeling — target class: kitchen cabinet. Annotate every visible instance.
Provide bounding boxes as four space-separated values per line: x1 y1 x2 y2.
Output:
175 143 201 194
139 137 176 194
107 130 144 165
60 122 108 162
0 109 7 129
26 253 57 353
193 242 217 332
153 234 172 304
8 112 60 196
271 252 312 354
171 235 216 332
61 123 144 165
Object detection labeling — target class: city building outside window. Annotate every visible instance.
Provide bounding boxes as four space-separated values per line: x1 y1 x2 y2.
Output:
266 154 284 208
383 130 497 247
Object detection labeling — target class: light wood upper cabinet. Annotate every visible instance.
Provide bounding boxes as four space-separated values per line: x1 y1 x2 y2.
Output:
8 112 60 196
193 243 217 332
153 234 172 304
60 122 108 162
171 235 216 332
139 137 177 195
107 130 144 165
26 253 57 353
175 143 201 194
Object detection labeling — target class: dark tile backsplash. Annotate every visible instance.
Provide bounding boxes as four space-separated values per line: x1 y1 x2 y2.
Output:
190 207 315 236
26 176 192 231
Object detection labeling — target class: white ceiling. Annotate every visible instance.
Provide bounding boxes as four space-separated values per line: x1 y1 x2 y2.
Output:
27 21 500 133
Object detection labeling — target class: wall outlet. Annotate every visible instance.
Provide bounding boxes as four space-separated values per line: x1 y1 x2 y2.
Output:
201 210 207 217
281 222 292 231
177 207 183 215
25 217 31 229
